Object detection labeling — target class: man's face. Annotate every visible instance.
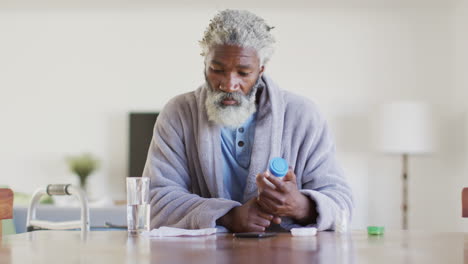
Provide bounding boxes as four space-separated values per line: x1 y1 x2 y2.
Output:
204 45 265 128
205 45 264 103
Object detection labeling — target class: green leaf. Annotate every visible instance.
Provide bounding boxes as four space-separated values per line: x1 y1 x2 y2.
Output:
66 153 100 185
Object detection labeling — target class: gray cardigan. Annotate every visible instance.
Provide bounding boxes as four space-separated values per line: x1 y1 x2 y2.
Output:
143 75 353 231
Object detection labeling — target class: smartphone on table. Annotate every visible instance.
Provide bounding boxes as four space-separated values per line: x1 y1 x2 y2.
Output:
233 232 277 238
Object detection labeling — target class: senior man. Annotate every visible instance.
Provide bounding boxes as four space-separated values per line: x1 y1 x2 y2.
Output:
143 9 353 233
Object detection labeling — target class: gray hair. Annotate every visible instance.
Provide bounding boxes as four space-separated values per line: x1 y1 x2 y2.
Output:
200 9 275 66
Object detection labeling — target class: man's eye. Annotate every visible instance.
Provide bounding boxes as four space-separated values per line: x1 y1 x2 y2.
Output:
211 68 223 73
238 72 250 77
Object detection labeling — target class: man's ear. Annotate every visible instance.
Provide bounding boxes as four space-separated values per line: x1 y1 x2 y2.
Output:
259 65 265 76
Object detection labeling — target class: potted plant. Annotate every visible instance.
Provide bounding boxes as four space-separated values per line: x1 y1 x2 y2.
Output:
66 153 99 191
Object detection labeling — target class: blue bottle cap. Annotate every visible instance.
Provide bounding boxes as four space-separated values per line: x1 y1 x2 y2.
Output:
269 158 289 177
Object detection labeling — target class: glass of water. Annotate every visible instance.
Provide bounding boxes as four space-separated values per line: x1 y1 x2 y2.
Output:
126 177 150 235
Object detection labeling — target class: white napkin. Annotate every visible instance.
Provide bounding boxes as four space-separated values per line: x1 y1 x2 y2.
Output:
142 226 217 237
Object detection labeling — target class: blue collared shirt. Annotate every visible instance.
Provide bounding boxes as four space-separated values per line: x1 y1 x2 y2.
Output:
221 113 257 203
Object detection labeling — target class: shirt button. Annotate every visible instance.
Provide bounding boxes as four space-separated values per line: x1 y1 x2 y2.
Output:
238 127 244 133
238 141 245 147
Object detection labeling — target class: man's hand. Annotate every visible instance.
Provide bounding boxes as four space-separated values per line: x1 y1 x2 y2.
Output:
256 169 317 225
217 197 275 233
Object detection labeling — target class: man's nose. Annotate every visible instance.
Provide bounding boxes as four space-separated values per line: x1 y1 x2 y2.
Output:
220 74 240 92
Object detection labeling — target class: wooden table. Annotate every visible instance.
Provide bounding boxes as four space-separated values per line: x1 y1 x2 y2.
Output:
1 230 466 263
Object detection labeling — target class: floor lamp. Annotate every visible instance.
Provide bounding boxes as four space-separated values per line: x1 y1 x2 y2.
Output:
376 101 434 230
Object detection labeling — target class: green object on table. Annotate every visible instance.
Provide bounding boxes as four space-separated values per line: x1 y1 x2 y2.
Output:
367 226 385 235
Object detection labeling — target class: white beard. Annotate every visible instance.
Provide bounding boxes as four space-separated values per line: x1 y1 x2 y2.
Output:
205 84 258 129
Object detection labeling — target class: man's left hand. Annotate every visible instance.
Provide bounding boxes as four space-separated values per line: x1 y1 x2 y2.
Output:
256 169 316 224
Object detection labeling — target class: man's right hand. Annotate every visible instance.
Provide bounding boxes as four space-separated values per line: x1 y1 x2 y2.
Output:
217 197 275 233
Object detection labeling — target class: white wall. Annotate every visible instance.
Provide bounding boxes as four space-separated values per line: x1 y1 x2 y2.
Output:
454 0 468 231
0 1 465 230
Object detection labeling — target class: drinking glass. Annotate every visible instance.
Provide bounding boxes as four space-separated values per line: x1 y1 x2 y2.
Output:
126 177 150 235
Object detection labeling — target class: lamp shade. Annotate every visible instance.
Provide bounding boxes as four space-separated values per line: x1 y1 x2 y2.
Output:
376 101 435 154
